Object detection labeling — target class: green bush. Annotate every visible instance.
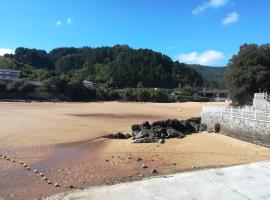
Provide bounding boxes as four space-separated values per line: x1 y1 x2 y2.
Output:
7 80 24 92
0 81 7 91
137 89 151 101
151 89 169 102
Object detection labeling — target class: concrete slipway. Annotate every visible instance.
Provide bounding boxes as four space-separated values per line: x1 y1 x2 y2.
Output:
47 161 270 200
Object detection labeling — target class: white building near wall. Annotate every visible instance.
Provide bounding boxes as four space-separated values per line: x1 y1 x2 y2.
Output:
0 68 21 81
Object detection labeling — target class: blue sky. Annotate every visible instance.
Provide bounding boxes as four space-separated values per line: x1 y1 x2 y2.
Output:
0 0 269 66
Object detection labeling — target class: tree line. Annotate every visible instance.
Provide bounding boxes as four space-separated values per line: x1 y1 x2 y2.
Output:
0 45 204 101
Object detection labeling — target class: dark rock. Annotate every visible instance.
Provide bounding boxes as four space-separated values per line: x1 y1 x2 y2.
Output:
214 123 221 133
149 126 166 138
142 164 148 169
179 120 194 133
130 117 203 143
159 138 165 144
103 132 131 139
188 121 200 132
137 157 143 161
160 133 167 139
187 117 201 124
199 124 207 132
151 169 157 173
133 137 160 143
131 124 141 132
141 121 151 130
165 119 186 131
133 130 150 139
166 128 185 138
152 120 165 128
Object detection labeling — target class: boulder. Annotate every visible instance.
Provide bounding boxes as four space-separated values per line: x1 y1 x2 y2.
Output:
158 138 165 144
214 123 221 133
179 120 195 133
141 121 151 130
199 124 207 132
164 119 185 131
103 132 131 139
131 124 141 132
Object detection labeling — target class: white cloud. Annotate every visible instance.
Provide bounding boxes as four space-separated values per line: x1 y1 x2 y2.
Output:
222 11 239 25
192 0 228 15
0 48 14 56
178 50 224 66
66 17 74 25
56 20 62 26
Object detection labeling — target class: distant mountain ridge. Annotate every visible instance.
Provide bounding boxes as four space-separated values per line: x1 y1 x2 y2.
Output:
187 64 226 81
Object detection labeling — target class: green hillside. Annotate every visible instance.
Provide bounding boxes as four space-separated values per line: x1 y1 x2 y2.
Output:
188 64 226 81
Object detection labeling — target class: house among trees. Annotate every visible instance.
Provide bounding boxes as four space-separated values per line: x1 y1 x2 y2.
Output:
83 80 96 90
0 69 21 81
198 88 230 101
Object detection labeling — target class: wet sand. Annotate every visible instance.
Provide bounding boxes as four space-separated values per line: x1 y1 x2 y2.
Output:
1 101 270 200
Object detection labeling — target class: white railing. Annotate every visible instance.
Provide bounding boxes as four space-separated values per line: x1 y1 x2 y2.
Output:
202 106 270 122
254 92 270 101
253 92 270 112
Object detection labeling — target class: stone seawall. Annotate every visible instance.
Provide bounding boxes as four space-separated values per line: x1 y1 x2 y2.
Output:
201 112 270 146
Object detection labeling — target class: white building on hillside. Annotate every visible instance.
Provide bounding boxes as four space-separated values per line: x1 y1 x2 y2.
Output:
0 68 21 80
83 80 96 90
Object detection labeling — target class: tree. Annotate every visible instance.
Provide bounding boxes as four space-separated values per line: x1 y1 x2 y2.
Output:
19 83 35 93
55 54 83 73
14 47 54 70
225 44 270 105
137 89 151 101
7 80 24 92
0 81 7 91
151 89 169 102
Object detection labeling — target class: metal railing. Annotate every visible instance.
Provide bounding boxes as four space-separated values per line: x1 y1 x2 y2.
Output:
202 106 270 122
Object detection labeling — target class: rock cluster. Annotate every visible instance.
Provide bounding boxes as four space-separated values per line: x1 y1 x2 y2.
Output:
103 117 208 143
103 132 132 139
131 117 207 143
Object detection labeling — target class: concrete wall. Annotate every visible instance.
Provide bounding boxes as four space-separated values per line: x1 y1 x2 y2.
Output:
201 110 270 146
201 93 270 145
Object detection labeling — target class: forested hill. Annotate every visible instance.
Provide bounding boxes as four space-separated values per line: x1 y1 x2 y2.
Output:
187 64 226 82
1 45 204 89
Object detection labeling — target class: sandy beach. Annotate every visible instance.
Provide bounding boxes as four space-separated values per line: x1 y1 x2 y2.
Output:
1 101 270 200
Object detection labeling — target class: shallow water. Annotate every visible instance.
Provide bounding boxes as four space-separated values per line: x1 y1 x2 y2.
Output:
0 137 106 199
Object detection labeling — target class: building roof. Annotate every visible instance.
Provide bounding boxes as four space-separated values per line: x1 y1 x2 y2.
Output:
0 68 21 73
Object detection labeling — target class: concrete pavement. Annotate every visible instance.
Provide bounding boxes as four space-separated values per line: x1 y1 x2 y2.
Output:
47 161 270 200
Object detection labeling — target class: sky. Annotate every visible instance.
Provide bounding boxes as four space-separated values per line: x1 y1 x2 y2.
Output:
0 0 269 66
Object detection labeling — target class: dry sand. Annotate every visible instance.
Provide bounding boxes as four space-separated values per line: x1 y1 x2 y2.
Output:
1 101 270 200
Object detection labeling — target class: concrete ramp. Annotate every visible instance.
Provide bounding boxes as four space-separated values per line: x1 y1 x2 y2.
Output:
47 161 270 200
